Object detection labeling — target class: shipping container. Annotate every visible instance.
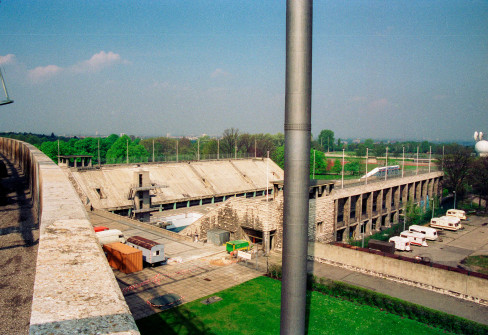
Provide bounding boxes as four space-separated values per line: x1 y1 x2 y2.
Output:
207 229 230 246
103 242 143 274
126 236 165 265
368 239 395 254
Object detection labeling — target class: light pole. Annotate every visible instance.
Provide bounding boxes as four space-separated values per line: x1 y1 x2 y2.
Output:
453 191 456 209
416 146 419 175
312 149 316 179
341 148 345 189
385 147 388 181
365 148 368 185
402 146 405 178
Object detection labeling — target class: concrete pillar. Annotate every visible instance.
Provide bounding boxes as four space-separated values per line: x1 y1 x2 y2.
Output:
263 231 271 254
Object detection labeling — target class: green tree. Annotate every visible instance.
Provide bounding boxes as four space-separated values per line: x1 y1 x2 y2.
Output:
106 135 149 164
318 129 334 152
221 128 239 155
39 140 73 162
201 139 219 158
441 144 473 199
355 144 367 157
272 146 284 169
310 149 327 176
344 160 360 175
468 157 488 211
331 159 342 174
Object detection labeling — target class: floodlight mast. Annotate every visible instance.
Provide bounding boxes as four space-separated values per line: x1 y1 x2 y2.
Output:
0 68 13 106
280 1 312 334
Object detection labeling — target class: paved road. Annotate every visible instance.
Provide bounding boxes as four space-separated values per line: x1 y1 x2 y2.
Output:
0 154 39 335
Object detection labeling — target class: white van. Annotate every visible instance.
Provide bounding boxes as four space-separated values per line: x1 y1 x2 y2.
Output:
400 231 428 247
440 215 461 225
408 225 438 241
430 217 463 231
96 229 126 245
388 236 411 251
446 209 466 220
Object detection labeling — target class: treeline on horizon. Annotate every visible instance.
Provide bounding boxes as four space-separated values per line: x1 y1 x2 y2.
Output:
0 130 472 168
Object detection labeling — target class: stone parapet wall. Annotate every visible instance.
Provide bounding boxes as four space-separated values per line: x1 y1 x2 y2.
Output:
309 242 488 305
0 138 139 335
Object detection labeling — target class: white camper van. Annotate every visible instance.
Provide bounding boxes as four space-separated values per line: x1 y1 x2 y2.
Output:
400 231 428 247
446 209 466 220
388 236 411 251
96 229 126 245
430 217 463 231
440 215 461 225
408 225 438 241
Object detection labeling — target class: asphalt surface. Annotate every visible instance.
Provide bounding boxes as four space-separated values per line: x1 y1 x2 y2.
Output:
0 154 39 335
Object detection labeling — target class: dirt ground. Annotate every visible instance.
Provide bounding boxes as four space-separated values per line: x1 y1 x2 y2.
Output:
0 154 39 335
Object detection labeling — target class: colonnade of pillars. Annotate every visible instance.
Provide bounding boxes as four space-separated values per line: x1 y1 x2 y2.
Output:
334 178 440 241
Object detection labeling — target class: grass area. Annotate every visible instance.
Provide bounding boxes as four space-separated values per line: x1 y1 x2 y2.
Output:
462 255 488 275
136 276 452 335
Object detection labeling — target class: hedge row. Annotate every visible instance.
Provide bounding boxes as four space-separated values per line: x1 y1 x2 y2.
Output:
266 266 488 335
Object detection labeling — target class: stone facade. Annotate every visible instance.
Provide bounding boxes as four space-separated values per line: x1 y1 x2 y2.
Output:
184 171 444 252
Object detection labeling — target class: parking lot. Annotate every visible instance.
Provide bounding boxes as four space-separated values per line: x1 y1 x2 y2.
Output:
404 214 488 267
88 210 263 320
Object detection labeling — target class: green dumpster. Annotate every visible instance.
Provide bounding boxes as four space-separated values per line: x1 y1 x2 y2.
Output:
226 240 250 253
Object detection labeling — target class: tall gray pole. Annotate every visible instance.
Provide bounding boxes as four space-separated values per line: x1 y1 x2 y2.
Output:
98 138 101 167
126 139 129 164
402 146 404 178
153 139 155 162
280 1 312 334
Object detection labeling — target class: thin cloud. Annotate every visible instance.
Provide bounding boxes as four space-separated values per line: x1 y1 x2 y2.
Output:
28 65 63 83
0 54 16 65
210 68 230 78
27 51 128 83
71 51 127 73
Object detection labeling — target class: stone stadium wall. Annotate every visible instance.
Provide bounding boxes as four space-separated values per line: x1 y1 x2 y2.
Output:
0 138 139 335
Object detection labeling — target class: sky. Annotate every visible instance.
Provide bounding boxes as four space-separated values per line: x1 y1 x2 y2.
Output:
0 1 487 142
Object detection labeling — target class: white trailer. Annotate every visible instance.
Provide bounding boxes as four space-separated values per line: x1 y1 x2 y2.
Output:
126 236 165 265
446 209 466 220
408 225 438 241
430 217 463 231
400 231 428 247
388 236 411 251
96 229 126 245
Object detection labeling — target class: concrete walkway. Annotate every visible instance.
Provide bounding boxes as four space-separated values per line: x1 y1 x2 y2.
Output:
0 154 39 335
264 251 488 325
307 260 488 325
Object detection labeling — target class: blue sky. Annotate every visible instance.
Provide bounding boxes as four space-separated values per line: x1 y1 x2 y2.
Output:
0 1 486 141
